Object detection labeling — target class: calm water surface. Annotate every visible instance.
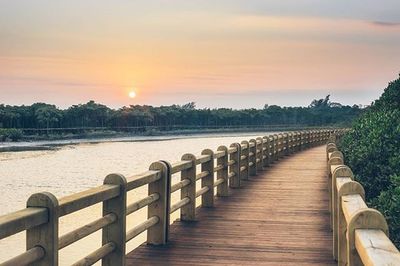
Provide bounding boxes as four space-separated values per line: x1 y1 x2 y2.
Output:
0 133 274 265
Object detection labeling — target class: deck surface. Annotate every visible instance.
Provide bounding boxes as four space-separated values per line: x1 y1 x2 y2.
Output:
126 146 335 265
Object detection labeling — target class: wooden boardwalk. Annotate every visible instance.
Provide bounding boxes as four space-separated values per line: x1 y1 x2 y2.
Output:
126 146 335 265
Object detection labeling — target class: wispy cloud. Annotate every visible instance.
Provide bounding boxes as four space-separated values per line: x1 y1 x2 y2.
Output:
371 21 400 27
0 75 120 89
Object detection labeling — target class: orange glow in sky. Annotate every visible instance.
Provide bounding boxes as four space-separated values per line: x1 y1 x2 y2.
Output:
0 1 399 108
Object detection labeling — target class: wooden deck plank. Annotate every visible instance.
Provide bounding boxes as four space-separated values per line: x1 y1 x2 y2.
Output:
126 146 335 265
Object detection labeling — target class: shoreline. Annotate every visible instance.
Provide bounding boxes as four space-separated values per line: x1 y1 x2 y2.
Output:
0 126 320 152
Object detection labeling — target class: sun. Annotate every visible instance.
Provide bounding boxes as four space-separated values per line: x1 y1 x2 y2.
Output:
128 91 136 98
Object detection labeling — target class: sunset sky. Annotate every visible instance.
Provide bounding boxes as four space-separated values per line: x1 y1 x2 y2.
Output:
0 0 399 109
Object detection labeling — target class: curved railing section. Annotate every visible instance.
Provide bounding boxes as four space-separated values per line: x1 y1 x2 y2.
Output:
327 136 400 266
0 129 335 266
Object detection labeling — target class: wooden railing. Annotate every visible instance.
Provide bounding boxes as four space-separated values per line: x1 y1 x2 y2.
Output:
0 129 335 266
327 136 400 266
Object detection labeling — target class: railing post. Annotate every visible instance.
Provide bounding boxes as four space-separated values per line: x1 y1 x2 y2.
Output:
249 139 257 176
181 154 197 221
327 144 338 161
296 131 301 151
147 161 170 244
284 133 290 156
300 131 305 150
278 134 283 158
331 165 354 260
26 192 59 266
102 173 127 266
262 136 270 168
291 132 295 152
273 134 279 161
314 130 317 146
217 145 229 196
269 135 275 163
328 155 343 230
347 209 388 266
241 140 249 180
256 137 263 172
311 130 314 147
321 130 324 143
312 130 315 146
298 131 302 150
229 143 241 188
201 149 214 207
337 183 365 265
276 134 280 159
318 130 322 144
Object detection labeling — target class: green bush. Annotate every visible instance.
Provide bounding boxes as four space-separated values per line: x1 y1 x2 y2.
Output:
0 128 23 142
0 130 5 142
371 175 400 245
340 76 400 247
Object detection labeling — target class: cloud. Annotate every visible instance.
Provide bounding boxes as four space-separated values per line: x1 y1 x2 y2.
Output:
371 21 400 27
0 75 118 89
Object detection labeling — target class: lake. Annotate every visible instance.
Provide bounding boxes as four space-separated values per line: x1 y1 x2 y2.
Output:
0 132 275 265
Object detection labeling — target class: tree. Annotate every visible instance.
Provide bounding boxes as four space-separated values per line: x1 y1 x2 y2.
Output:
0 99 363 132
35 105 62 134
181 102 196 110
309 95 331 108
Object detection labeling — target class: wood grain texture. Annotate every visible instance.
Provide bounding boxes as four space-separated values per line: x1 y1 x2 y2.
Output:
127 146 335 265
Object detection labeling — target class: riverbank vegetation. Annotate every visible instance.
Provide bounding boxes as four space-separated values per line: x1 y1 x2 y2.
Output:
0 96 362 141
0 128 23 142
340 76 400 247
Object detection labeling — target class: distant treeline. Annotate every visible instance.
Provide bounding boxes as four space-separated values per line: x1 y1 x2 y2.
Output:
0 95 362 131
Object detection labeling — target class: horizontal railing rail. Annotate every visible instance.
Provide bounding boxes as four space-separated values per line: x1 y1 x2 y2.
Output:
0 129 337 266
327 135 400 266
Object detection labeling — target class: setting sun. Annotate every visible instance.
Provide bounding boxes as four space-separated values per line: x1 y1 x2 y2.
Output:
128 91 136 99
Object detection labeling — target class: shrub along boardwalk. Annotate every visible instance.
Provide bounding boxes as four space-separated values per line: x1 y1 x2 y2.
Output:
126 146 335 265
